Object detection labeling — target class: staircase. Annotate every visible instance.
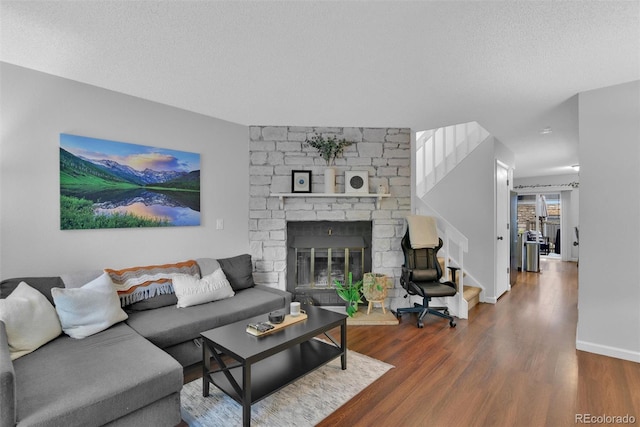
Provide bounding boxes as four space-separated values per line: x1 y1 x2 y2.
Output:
412 121 491 319
416 121 489 197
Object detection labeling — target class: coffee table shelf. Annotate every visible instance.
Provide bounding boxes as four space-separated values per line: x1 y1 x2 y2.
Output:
207 338 342 404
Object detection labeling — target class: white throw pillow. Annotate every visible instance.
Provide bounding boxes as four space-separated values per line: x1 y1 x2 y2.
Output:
51 272 128 339
0 282 62 360
173 268 235 308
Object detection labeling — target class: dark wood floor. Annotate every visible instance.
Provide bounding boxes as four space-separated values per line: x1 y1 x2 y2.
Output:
182 259 640 426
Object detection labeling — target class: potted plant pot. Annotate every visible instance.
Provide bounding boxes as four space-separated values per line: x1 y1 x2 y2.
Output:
362 273 388 301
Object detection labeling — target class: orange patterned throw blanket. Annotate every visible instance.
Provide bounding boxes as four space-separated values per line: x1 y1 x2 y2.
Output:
105 260 200 306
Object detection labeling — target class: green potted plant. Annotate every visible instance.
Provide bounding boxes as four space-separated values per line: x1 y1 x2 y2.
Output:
305 133 353 166
333 272 363 317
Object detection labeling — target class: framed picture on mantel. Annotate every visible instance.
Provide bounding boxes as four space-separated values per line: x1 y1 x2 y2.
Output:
291 170 312 193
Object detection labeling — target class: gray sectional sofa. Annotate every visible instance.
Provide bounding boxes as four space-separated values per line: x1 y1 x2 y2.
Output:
0 255 291 427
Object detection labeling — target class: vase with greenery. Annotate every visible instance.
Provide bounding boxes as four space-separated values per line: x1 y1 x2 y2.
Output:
305 133 353 193
305 133 353 166
334 272 363 317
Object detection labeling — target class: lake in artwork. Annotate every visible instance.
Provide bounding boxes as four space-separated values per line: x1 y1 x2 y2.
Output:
60 134 201 230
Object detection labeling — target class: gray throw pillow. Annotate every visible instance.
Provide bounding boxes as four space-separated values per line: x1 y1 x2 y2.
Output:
217 254 255 291
0 277 64 305
195 258 221 277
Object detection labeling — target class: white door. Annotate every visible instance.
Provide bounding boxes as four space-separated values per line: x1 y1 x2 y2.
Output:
495 161 510 298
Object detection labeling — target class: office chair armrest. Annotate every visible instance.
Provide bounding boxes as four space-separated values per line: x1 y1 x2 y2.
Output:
447 266 460 289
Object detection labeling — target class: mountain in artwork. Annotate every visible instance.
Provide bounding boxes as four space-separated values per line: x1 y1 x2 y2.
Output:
60 147 199 190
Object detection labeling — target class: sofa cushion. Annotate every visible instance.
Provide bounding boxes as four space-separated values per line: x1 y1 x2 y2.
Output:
0 277 64 305
173 268 235 308
0 321 16 426
195 258 221 276
125 286 287 348
217 254 255 291
0 282 62 360
126 293 179 311
104 393 180 427
52 273 128 339
12 323 182 426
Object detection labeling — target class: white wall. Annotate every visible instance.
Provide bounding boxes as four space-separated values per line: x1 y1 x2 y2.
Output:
0 63 250 279
421 136 515 300
577 80 640 362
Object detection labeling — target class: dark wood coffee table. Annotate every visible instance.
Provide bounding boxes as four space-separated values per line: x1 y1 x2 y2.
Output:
200 305 347 426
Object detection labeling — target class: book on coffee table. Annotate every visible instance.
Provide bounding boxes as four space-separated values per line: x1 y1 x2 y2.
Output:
246 312 308 336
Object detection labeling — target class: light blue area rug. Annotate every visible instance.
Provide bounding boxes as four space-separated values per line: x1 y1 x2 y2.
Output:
180 350 394 426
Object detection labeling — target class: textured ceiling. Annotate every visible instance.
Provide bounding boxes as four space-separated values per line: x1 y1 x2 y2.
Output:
2 1 639 178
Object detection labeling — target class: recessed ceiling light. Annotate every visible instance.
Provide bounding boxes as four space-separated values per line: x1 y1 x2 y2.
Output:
540 126 553 135
571 164 580 171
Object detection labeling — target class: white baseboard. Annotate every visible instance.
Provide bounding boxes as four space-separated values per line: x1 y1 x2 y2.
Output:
576 340 640 363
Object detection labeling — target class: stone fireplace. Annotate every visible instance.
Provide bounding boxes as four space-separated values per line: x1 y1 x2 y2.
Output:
248 126 411 310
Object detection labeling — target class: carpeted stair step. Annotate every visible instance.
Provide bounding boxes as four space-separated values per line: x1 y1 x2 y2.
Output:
463 286 482 310
437 258 482 309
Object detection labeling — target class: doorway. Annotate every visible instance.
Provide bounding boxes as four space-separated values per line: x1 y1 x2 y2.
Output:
517 193 561 258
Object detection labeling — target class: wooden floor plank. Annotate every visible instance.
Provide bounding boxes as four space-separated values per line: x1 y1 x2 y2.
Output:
181 259 640 427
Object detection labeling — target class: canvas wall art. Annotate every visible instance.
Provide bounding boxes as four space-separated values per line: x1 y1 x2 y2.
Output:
60 134 200 230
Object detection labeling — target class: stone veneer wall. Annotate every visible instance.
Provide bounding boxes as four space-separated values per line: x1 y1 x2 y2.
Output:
517 201 560 232
249 126 411 309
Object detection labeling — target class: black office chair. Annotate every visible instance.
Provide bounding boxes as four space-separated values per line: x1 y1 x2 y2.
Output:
395 230 457 328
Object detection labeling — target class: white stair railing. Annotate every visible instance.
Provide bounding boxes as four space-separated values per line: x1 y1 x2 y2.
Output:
416 121 490 197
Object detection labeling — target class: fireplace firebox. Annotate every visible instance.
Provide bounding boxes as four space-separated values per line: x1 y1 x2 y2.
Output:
287 221 372 305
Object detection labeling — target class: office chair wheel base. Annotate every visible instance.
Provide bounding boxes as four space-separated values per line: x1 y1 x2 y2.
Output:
443 309 450 315
449 320 456 328
417 320 424 328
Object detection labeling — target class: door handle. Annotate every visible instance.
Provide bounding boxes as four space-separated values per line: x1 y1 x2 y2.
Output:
497 236 503 240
